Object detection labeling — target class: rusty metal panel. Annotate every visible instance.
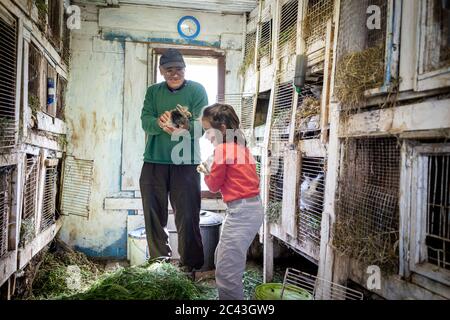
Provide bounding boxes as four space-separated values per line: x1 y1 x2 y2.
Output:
61 157 94 219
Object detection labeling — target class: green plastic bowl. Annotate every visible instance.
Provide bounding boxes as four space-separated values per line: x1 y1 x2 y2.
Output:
255 283 313 300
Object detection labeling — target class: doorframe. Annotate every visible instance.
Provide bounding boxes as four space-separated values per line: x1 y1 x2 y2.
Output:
151 46 226 97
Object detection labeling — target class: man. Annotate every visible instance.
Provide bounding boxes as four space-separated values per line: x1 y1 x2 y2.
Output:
139 48 208 273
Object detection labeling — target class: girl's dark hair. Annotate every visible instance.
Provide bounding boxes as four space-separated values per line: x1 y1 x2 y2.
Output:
202 103 247 146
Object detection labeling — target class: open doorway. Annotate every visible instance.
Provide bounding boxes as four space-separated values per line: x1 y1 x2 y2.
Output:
155 50 224 191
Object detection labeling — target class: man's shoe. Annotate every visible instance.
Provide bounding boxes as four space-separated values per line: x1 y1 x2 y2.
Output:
149 256 171 264
178 265 196 281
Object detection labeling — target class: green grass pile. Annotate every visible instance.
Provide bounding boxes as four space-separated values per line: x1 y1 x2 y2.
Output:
31 247 100 299
65 262 210 300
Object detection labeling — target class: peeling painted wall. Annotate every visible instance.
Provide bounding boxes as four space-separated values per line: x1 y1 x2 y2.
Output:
59 3 245 259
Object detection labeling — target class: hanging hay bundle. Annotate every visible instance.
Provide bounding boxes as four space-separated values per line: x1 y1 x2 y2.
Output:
266 201 282 224
334 45 385 109
19 217 36 247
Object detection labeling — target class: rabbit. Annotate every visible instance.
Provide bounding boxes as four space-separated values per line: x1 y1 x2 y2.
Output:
170 105 192 130
197 154 214 175
299 173 324 212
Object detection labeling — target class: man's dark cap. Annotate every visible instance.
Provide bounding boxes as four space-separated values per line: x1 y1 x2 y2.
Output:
160 49 186 69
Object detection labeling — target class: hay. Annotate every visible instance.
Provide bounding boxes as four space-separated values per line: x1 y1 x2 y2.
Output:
267 201 282 224
334 45 385 109
31 241 100 299
28 95 41 116
296 97 320 123
332 216 399 272
31 241 215 300
19 217 36 247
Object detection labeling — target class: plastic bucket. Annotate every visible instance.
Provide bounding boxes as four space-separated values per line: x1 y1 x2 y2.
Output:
199 211 223 272
255 283 313 300
128 227 148 266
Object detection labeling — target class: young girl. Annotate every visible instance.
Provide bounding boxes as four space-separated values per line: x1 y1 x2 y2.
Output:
198 103 264 300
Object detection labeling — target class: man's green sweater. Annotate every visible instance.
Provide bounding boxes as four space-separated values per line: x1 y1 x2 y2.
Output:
141 80 208 165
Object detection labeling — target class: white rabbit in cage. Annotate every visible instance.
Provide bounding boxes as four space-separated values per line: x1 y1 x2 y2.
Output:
299 173 324 212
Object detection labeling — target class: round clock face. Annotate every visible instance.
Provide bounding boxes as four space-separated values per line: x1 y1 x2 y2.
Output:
178 16 200 39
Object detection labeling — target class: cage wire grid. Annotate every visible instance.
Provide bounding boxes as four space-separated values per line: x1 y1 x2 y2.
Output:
19 156 40 247
334 0 389 110
295 84 323 140
216 93 255 138
278 0 299 56
333 138 400 270
303 0 334 52
259 8 273 68
0 12 18 150
60 157 94 218
266 78 296 223
297 157 326 247
241 14 258 76
0 166 12 258
23 156 39 220
40 165 58 232
282 268 364 300
426 154 450 270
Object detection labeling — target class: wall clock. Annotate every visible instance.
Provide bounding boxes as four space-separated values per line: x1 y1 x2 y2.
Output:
177 16 201 39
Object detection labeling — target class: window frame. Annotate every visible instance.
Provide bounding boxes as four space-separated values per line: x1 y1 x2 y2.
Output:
415 0 450 91
402 142 450 287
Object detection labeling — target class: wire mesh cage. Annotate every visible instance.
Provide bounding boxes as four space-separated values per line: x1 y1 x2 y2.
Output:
277 0 299 77
333 137 400 271
0 9 18 150
216 93 255 141
421 0 450 73
0 166 13 258
259 8 273 68
297 157 326 247
28 43 43 115
295 84 323 141
20 155 40 247
281 268 364 300
61 157 94 219
425 154 450 270
267 156 284 224
241 14 258 76
40 164 59 232
271 80 295 145
334 0 389 110
303 0 334 57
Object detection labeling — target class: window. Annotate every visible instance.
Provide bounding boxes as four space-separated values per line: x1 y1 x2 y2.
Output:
405 143 450 286
417 0 450 91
